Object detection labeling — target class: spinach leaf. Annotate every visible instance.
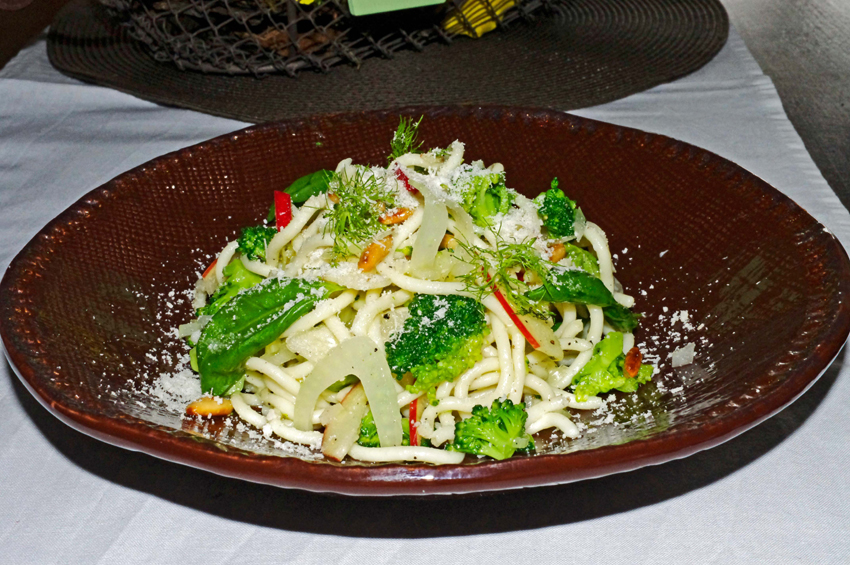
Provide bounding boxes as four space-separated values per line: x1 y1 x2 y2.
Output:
196 277 331 396
526 269 616 306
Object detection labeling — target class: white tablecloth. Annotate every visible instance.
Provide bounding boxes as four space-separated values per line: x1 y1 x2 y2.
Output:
1 22 848 565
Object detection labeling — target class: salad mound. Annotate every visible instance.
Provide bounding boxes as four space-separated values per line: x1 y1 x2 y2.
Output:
178 117 654 464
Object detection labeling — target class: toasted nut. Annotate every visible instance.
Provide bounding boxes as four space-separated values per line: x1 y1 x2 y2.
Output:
549 242 566 262
379 207 414 225
624 347 642 378
186 397 233 417
327 193 340 203
358 235 393 272
440 234 458 250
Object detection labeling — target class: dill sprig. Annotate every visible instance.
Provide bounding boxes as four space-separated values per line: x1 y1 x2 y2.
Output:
324 167 396 261
456 234 554 318
388 116 424 164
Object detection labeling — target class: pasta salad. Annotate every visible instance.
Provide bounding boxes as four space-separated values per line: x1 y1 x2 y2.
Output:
179 118 654 464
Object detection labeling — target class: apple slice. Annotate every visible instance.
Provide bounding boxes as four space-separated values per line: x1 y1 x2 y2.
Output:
321 383 369 462
516 313 564 361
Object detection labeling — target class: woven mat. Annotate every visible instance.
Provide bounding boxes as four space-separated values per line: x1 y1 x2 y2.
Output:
47 0 729 123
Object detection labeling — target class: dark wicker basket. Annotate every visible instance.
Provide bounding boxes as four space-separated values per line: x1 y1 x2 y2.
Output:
98 0 551 76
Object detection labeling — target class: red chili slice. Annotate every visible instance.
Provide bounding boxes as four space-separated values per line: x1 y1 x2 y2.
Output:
624 347 642 378
492 286 541 349
274 191 293 231
395 169 418 193
483 271 541 349
409 397 420 447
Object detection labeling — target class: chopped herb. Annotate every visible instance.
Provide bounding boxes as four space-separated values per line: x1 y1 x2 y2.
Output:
456 234 554 318
324 167 396 261
388 116 423 164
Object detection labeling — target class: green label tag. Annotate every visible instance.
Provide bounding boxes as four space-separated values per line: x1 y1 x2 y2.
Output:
348 0 446 17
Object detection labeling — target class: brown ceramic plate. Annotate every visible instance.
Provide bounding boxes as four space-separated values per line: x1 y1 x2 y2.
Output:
3 107 849 496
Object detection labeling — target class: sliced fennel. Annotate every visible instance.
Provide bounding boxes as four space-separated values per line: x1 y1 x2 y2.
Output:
293 336 402 448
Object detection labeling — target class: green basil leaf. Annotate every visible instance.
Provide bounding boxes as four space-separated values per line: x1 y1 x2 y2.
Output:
268 169 333 222
287 169 333 203
197 277 331 396
604 303 642 332
527 269 616 306
563 243 600 276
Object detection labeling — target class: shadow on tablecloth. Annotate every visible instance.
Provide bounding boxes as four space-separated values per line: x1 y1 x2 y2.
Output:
10 350 843 538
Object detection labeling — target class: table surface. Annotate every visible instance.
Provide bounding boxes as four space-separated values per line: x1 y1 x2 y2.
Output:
1 4 849 564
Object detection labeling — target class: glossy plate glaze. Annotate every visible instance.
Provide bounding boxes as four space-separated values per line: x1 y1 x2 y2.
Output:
2 107 848 496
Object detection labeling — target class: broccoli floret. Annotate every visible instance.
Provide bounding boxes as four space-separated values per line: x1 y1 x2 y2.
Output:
534 178 578 238
357 410 412 447
458 172 516 227
385 294 487 400
237 225 277 262
571 332 654 401
448 399 534 460
196 259 263 317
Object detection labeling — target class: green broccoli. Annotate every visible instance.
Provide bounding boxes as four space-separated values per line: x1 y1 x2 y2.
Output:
357 410 413 447
385 294 487 401
237 225 277 262
534 178 578 238
448 399 534 460
196 259 263 317
571 332 654 401
458 172 516 227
